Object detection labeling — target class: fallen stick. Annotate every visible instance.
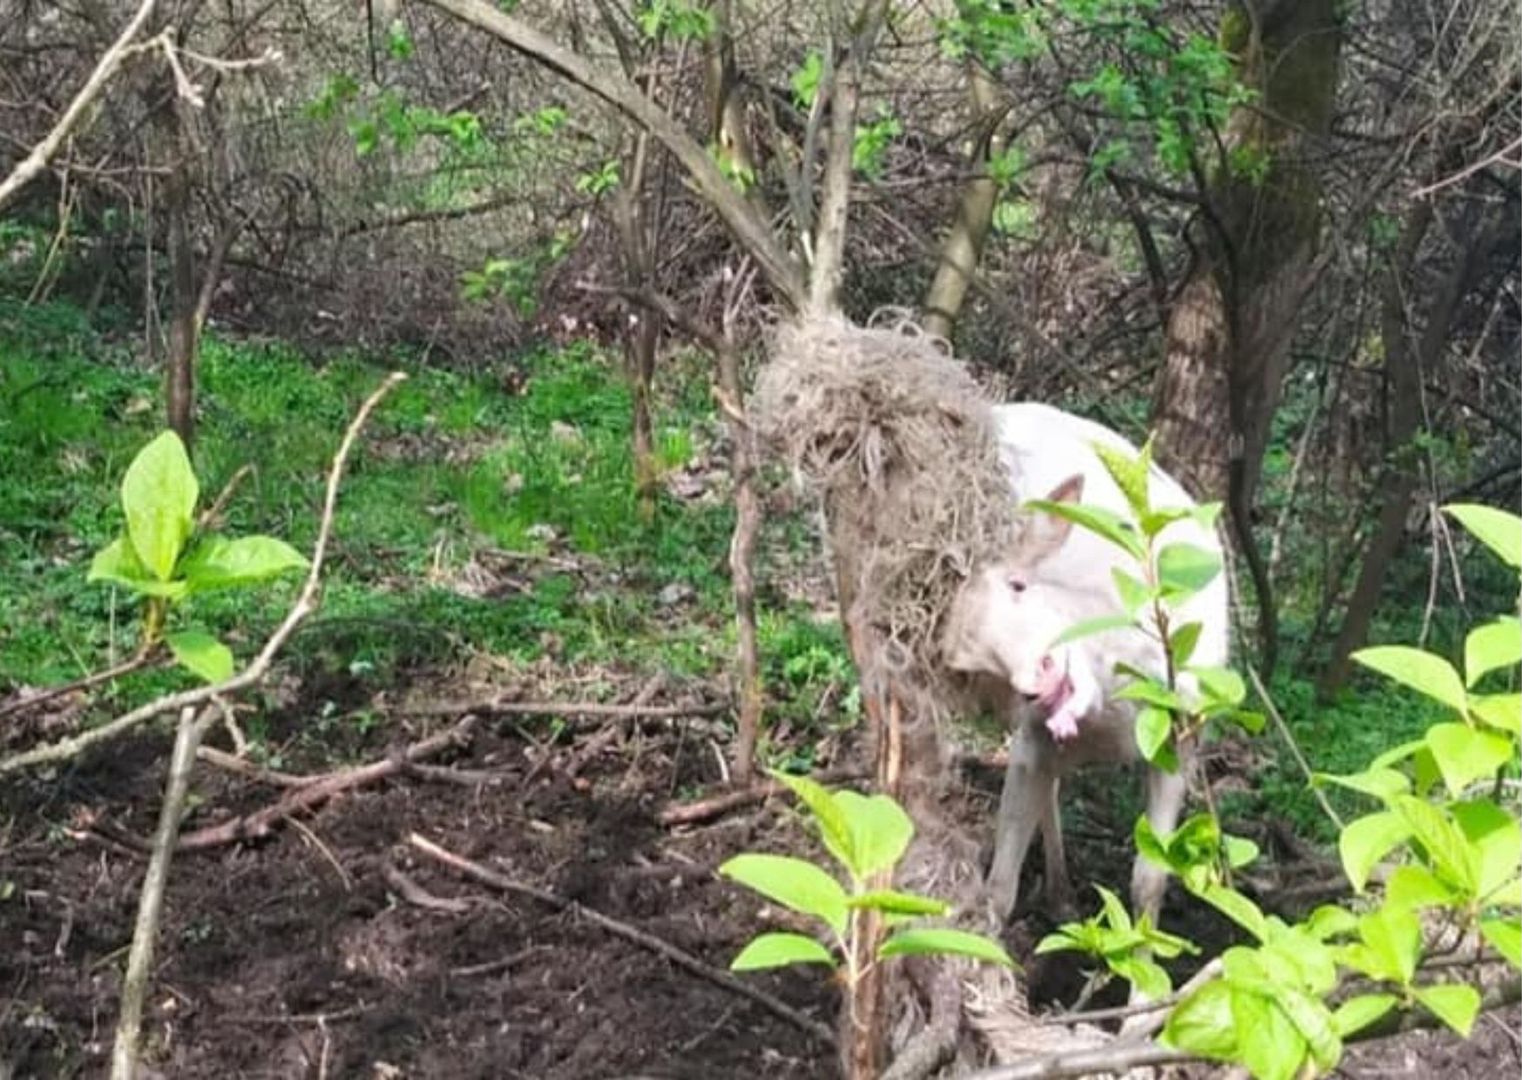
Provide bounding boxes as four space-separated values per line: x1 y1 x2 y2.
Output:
658 767 870 826
176 717 475 850
400 698 728 722
195 745 318 787
656 750 1009 827
405 831 836 1048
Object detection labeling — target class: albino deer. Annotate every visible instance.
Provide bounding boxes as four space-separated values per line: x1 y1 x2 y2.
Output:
941 402 1229 927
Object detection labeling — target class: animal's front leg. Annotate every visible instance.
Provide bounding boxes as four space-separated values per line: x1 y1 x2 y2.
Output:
987 719 1058 924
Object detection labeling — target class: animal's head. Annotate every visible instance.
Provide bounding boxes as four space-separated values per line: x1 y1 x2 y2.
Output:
941 474 1112 736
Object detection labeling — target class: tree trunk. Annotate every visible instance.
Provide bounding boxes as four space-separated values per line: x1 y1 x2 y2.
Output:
716 340 763 783
1148 0 1342 675
158 81 199 450
706 13 764 784
808 1 888 317
1319 206 1499 697
922 61 1004 342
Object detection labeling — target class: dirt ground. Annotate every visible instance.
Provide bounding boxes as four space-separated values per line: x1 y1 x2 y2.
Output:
2 679 1517 1079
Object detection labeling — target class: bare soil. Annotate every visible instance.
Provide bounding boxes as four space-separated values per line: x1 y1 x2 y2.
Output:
1 687 1516 1079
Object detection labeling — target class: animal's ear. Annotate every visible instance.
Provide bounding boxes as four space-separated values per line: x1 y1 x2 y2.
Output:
1020 473 1084 560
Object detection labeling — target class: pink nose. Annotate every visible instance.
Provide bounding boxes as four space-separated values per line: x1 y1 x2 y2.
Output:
1038 655 1054 674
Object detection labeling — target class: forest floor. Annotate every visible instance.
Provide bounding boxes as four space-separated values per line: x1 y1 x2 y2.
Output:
1 303 1512 1077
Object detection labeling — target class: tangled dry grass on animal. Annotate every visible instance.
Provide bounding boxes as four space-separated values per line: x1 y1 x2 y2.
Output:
751 314 1131 1074
750 312 1023 733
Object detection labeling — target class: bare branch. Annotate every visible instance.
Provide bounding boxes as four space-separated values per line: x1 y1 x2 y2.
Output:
0 0 159 214
412 0 806 312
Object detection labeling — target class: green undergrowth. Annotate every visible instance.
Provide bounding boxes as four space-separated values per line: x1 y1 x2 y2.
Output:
0 299 847 768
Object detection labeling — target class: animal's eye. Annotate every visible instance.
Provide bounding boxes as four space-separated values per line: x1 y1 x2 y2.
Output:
1007 575 1027 594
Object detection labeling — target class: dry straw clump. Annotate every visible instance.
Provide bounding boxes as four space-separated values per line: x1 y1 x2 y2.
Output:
750 312 1021 724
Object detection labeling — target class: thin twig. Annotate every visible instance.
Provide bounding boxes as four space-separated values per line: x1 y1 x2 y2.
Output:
198 464 255 529
0 650 154 721
406 832 836 1047
0 373 408 777
1246 664 1345 830
1411 135 1522 198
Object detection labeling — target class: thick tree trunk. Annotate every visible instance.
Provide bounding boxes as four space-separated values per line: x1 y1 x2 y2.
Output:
1149 0 1342 674
1319 207 1500 697
922 62 1004 342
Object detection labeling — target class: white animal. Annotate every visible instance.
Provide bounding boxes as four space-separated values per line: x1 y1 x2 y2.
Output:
941 402 1230 927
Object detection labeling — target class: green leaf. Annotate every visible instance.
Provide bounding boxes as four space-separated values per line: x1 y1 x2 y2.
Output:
1413 983 1480 1037
1197 882 1268 942
1034 925 1099 956
833 790 914 879
1318 767 1410 802
1223 835 1260 869
1190 665 1246 708
1305 905 1358 941
88 535 189 598
1233 988 1306 1080
1135 706 1172 763
88 535 151 587
1394 795 1478 894
1224 708 1266 734
1140 506 1193 536
845 890 949 916
1425 722 1515 797
1169 621 1203 667
1023 498 1145 560
1162 979 1237 1061
1384 865 1456 910
1453 799 1521 900
180 535 308 593
1051 614 1137 647
1134 815 1171 870
1371 739 1425 769
878 928 1015 968
1111 567 1154 615
1338 810 1411 893
1115 681 1184 710
718 854 848 936
1333 993 1398 1037
1092 439 1151 521
730 931 836 971
1444 503 1521 568
1351 646 1467 714
121 430 198 581
1470 693 1521 735
165 630 235 684
1359 907 1421 985
1466 617 1522 687
1480 917 1521 969
1094 883 1134 933
1111 954 1172 1000
1156 542 1222 598
771 771 855 873
1274 985 1342 1071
